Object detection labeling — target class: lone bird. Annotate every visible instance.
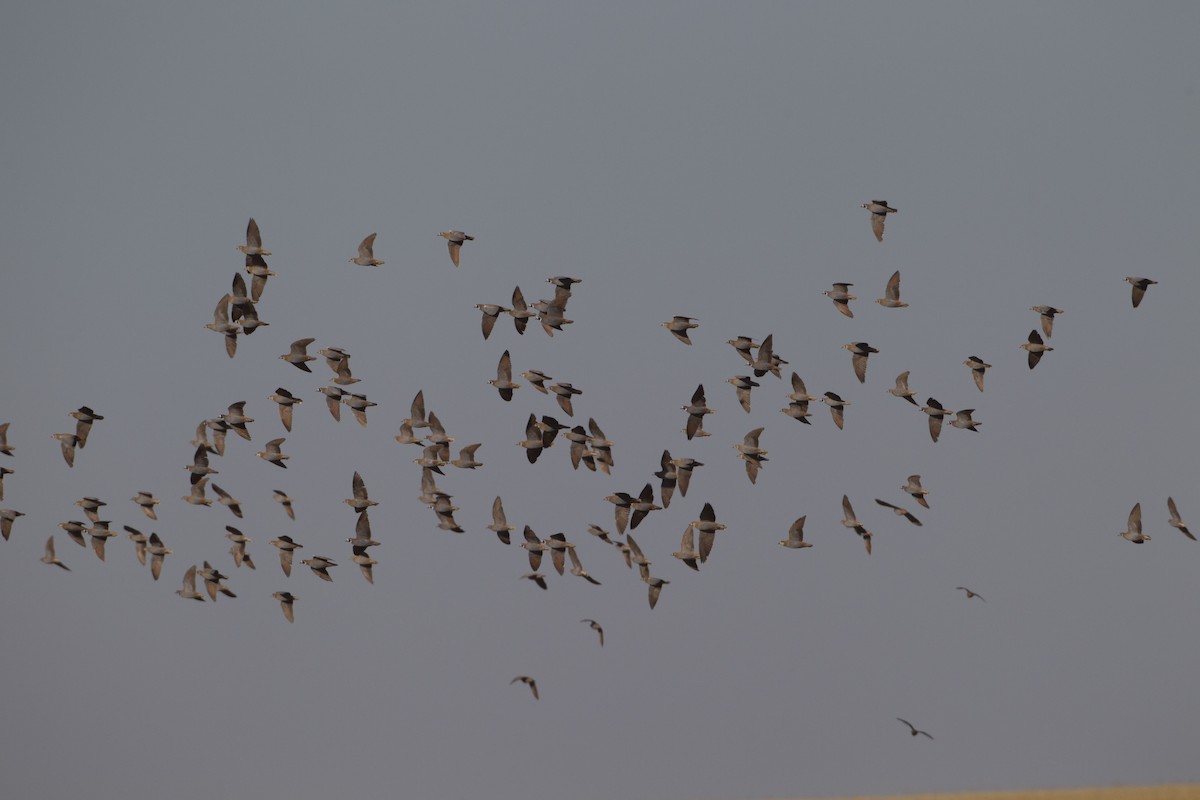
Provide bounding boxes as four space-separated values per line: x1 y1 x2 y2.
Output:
581 619 604 647
51 433 80 467
1030 306 1064 338
300 555 338 581
682 384 715 440
176 565 205 601
273 591 297 623
349 233 383 266
821 392 849 430
875 499 923 526
822 283 856 318
1125 277 1157 308
903 475 930 509
511 675 539 700
1020 330 1053 369
778 516 812 550
1168 497 1194 541
439 230 474 267
862 200 898 241
256 438 289 468
920 398 952 443
489 350 520 401
843 342 880 384
237 218 271 257
956 587 985 602
875 271 908 308
662 316 699 345
1120 503 1150 543
897 718 933 739
475 304 508 340
69 406 104 448
963 356 991 392
41 536 70 570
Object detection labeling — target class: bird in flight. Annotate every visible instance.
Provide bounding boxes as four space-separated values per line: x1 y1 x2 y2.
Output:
896 718 933 739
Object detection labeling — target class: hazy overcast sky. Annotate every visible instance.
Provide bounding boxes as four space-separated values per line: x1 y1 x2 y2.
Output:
3 3 1198 799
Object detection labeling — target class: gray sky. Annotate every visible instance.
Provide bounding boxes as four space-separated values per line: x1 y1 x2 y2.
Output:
3 3 1199 799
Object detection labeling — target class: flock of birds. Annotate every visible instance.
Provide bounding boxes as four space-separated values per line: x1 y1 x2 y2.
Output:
1 207 1185 739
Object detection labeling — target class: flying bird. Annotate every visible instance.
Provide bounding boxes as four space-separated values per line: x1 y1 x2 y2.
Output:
888 371 918 405
949 409 981 432
963 356 991 392
268 388 302 432
779 516 812 550
244 252 274 303
474 304 508 340
439 230 474 267
903 475 930 509
487 497 514 545
874 499 923 526
875 270 908 308
672 524 701 570
920 398 952 443
175 565 205 601
41 536 70 571
69 406 104 448
349 233 383 266
822 283 856 318
182 477 213 507
345 471 379 513
862 200 898 241
237 218 271 257
727 376 760 413
204 294 241 358
0 423 12 456
581 619 604 646
273 592 297 623
843 342 880 384
1168 497 1194 541
300 555 338 581
272 489 296 520
1120 503 1150 543
1019 330 1053 369
1 508 26 541
682 384 715 440
125 526 148 565
210 483 244 519
896 718 933 739
1030 306 1064 338
663 316 699 345
821 392 849 430
147 532 172 580
51 433 79 467
692 502 726 563
841 495 873 554
490 351 520 401
516 414 545 464
131 491 160 520
550 383 583 416
646 576 671 610
256 438 289 468
270 535 304 576
511 675 539 700
1125 277 1157 308
956 587 985 602
521 572 548 590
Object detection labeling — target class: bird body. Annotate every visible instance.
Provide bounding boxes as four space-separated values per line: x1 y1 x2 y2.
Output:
349 233 383 266
439 230 474 267
862 200 898 241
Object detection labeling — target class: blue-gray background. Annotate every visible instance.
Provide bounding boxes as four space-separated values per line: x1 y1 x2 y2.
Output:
2 3 1197 799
